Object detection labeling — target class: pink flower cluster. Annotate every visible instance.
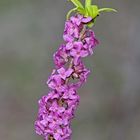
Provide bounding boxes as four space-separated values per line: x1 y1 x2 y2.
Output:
35 14 98 140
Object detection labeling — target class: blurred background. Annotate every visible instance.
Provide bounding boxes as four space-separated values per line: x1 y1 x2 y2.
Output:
0 0 140 140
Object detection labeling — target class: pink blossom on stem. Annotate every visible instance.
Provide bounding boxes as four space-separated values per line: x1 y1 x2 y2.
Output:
35 14 98 140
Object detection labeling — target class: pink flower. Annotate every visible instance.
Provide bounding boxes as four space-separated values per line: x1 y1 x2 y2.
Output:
62 86 78 100
70 14 83 26
57 67 73 80
47 74 66 92
49 101 65 114
63 21 79 42
82 17 92 23
53 44 68 68
65 42 73 50
83 29 99 54
70 41 88 64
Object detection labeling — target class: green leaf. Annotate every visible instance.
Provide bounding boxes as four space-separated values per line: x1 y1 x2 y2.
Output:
70 0 84 8
87 6 93 16
84 7 88 16
67 7 78 19
85 0 92 7
91 5 99 18
87 21 94 28
77 7 86 15
85 6 93 17
98 8 117 13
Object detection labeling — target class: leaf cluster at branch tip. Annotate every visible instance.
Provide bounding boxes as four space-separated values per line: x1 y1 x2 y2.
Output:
67 0 117 27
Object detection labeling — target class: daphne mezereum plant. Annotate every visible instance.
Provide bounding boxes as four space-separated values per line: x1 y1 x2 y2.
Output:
35 0 116 140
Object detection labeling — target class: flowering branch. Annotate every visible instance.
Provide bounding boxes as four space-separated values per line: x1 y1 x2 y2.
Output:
34 1 116 140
